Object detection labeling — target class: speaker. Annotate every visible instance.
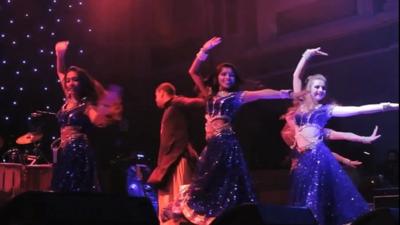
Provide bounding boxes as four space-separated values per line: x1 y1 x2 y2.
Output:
210 203 317 225
352 208 398 225
0 191 159 225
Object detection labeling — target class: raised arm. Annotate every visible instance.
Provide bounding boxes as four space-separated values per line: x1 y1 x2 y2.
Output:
55 41 69 95
241 89 292 104
293 47 328 93
331 103 399 117
325 126 381 144
188 37 222 98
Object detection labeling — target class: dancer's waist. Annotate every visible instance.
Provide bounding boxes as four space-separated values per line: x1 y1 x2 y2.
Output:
205 118 234 140
295 125 323 153
60 126 88 148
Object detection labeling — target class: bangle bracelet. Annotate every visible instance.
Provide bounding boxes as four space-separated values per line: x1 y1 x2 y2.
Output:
280 90 293 99
381 102 391 111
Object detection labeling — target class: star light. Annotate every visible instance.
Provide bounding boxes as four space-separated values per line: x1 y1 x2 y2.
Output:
1 0 95 136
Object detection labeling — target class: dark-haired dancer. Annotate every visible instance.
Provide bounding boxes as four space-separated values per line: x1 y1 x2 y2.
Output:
51 41 122 192
167 37 292 225
282 47 398 225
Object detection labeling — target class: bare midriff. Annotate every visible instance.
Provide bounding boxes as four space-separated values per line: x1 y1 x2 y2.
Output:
205 117 233 140
60 126 85 147
294 124 323 153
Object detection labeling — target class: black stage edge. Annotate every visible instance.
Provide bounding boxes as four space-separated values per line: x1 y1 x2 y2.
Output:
0 191 159 225
352 207 399 225
210 203 317 225
210 203 399 225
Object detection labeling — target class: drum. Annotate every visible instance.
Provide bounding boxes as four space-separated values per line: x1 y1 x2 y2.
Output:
0 163 25 199
0 163 53 201
1 148 24 164
25 164 53 191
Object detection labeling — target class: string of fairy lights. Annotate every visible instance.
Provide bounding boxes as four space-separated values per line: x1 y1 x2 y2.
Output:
0 0 93 143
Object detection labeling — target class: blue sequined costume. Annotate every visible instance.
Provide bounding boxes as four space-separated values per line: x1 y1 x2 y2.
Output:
291 104 370 225
177 92 256 225
51 105 99 192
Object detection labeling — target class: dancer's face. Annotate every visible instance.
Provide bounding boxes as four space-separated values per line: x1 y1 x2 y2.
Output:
309 79 326 102
218 67 236 91
65 71 81 97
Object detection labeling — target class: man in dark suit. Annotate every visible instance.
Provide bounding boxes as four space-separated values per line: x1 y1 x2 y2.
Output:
148 82 204 225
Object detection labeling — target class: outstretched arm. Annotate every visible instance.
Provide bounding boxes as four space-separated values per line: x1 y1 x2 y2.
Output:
326 126 381 168
331 103 399 117
331 152 362 168
55 41 69 95
290 147 363 170
188 36 222 98
241 89 292 104
175 96 206 108
325 126 381 144
293 47 328 93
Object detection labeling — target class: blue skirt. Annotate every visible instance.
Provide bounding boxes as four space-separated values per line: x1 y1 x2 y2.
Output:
291 143 370 225
51 136 99 192
180 132 256 224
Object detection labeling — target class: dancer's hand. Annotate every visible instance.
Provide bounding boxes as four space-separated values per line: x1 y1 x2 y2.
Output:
346 160 363 168
302 47 328 59
381 102 399 111
201 37 222 53
55 41 69 55
361 126 381 144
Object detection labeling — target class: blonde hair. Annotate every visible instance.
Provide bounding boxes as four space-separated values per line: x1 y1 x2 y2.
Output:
305 74 327 91
280 74 330 149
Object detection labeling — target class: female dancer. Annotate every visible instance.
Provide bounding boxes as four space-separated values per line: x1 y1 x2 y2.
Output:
283 47 398 225
51 41 122 192
283 125 381 170
169 37 292 225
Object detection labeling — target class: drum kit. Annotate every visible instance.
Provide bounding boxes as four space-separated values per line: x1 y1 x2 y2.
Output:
1 132 48 165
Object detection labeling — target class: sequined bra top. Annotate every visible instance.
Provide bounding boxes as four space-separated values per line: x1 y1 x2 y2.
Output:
56 103 91 129
205 92 243 139
294 104 332 152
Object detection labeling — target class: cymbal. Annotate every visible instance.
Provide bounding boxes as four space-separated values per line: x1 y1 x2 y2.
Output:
16 132 43 145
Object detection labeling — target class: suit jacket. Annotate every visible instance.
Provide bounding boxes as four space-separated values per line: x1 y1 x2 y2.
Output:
147 96 204 186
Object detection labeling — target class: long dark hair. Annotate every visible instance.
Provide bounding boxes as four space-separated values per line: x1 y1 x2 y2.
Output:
65 66 102 104
205 62 243 95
